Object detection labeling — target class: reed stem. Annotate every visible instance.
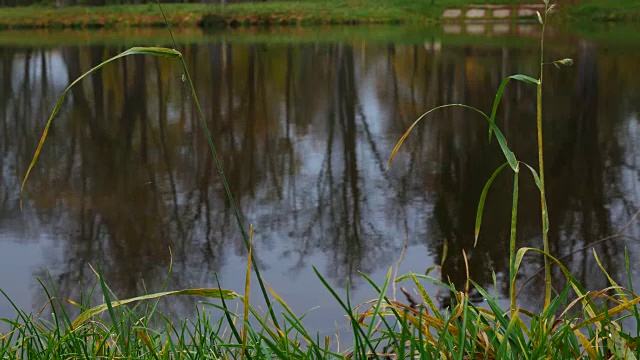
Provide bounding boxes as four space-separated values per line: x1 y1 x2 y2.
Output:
509 172 519 311
537 1 551 310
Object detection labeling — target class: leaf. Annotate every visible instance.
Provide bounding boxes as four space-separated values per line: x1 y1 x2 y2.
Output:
20 47 182 209
389 104 519 173
509 74 539 85
475 162 509 246
592 248 624 297
576 296 640 330
488 75 538 142
573 329 597 359
608 329 638 360
72 288 239 329
136 329 159 360
521 163 549 235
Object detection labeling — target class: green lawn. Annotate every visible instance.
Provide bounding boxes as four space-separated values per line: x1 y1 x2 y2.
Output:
561 0 640 22
2 0 637 29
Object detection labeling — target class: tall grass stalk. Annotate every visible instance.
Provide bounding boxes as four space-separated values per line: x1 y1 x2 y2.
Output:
537 0 552 311
389 0 565 315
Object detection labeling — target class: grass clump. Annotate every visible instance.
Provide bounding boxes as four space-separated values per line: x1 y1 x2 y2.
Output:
4 0 640 359
2 258 640 358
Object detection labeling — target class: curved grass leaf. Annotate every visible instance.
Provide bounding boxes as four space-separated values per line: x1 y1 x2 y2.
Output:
72 288 240 329
575 295 640 330
20 47 182 209
388 104 519 173
488 74 539 141
521 163 549 235
475 162 509 247
573 328 597 359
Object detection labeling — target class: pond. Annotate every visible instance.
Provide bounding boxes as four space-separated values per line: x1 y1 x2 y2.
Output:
1 24 639 335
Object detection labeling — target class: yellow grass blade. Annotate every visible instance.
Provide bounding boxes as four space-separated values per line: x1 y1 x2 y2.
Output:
387 104 518 173
20 47 181 209
72 287 239 329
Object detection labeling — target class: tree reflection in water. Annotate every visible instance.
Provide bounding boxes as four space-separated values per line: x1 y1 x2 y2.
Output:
0 34 639 322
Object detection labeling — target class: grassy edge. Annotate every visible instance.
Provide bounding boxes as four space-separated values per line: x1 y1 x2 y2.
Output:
1 1 640 29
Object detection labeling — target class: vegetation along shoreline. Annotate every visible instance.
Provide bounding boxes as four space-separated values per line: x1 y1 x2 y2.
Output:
1 0 640 29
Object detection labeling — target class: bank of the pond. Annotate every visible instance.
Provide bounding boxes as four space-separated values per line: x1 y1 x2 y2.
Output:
1 0 640 29
1 1 432 29
561 0 640 23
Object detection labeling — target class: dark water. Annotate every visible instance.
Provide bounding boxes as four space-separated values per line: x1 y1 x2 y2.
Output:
1 26 639 334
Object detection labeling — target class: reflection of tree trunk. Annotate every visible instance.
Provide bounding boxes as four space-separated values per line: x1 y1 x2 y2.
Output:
240 45 256 199
336 44 363 280
338 44 360 242
39 50 48 107
62 47 93 120
573 41 614 274
284 44 297 222
112 55 147 163
285 45 293 140
90 46 105 126
548 40 610 262
225 43 234 151
20 50 33 140
0 50 15 155
62 47 95 188
157 60 188 266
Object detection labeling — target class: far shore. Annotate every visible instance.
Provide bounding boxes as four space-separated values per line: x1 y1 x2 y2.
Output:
1 1 639 30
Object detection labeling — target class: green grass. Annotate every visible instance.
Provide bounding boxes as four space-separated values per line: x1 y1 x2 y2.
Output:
0 1 438 29
2 257 640 358
3 0 640 358
560 0 640 23
2 0 640 29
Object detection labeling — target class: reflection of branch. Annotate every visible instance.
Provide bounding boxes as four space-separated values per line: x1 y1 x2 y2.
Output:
517 208 640 297
358 105 391 182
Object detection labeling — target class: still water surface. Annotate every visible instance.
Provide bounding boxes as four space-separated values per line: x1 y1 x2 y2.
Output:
1 26 639 334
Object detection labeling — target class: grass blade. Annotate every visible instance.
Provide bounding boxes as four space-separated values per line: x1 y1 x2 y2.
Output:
387 104 519 173
72 288 240 329
312 266 379 358
475 162 509 246
19 47 181 208
488 74 539 141
521 162 549 235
